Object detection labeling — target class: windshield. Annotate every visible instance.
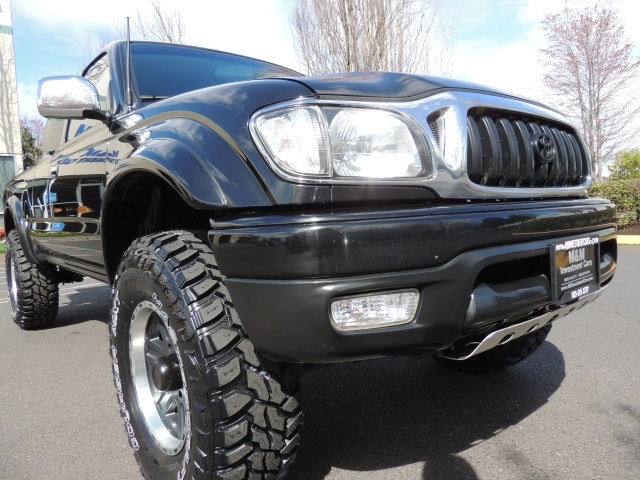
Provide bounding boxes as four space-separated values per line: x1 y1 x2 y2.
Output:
131 43 301 101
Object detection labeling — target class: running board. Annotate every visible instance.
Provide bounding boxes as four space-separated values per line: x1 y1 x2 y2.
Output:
438 287 606 361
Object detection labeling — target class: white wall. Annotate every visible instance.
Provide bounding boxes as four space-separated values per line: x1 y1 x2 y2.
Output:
0 0 24 173
1 0 23 226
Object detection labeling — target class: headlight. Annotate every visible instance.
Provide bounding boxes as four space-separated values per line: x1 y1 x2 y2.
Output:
251 104 431 181
329 109 425 178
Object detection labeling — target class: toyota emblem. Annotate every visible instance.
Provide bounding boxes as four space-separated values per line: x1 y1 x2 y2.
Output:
536 134 555 164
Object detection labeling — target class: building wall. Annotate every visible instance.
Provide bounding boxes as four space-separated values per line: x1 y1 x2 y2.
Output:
0 0 23 227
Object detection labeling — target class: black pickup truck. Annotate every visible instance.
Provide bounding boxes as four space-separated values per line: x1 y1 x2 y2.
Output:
4 41 617 480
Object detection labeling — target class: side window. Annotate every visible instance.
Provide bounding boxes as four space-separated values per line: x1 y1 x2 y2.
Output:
66 55 111 142
41 119 66 154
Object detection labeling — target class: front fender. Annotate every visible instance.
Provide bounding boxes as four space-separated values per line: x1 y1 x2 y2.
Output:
107 114 273 209
123 79 329 207
5 195 39 265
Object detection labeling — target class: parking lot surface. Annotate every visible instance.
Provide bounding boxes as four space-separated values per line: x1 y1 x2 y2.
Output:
1 247 639 480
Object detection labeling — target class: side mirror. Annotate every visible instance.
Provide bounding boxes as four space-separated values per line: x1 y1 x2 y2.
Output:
37 76 100 119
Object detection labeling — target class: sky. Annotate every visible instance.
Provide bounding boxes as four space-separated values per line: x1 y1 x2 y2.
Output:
7 0 640 136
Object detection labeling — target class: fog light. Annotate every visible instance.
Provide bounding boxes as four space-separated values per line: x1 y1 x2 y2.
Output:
330 289 419 331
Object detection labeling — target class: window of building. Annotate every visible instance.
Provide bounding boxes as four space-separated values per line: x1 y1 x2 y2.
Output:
0 155 15 226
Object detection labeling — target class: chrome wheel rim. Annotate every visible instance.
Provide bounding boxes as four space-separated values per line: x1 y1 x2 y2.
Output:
129 300 187 455
8 256 19 316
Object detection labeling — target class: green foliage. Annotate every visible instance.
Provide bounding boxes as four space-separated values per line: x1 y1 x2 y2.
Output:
608 148 640 180
590 178 640 228
20 124 39 169
20 117 45 169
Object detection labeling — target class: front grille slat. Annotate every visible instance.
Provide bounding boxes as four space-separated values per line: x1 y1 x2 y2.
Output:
496 119 519 186
540 125 560 186
466 109 588 188
561 131 576 183
568 134 585 183
551 128 569 185
512 120 535 186
527 123 548 186
478 116 503 185
539 125 554 185
467 117 483 183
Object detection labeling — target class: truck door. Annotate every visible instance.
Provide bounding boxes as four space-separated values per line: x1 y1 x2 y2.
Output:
39 54 112 275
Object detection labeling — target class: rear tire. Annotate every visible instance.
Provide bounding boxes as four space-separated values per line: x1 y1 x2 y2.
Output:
433 325 552 373
110 231 301 480
5 230 59 329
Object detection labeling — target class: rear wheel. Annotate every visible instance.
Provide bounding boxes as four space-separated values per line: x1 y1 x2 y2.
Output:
5 230 59 329
110 231 301 479
433 325 552 373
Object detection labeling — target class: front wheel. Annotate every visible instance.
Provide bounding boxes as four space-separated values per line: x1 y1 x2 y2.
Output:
5 230 58 329
110 231 301 480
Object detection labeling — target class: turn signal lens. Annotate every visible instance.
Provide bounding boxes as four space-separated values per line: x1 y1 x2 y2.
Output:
253 106 329 176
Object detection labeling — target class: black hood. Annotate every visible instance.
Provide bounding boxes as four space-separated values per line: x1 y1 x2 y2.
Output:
285 72 529 103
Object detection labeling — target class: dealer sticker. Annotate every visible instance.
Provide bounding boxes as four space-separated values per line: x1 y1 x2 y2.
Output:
552 236 600 304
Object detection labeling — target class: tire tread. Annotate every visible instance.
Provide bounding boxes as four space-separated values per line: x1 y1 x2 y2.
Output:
113 231 301 479
5 230 58 329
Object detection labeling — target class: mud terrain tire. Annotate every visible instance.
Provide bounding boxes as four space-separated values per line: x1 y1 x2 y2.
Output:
5 230 58 329
110 231 301 480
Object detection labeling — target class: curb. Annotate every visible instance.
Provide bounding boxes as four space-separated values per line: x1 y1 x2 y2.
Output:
619 235 640 245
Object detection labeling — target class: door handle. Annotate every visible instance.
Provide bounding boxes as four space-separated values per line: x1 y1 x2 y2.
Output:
50 165 59 177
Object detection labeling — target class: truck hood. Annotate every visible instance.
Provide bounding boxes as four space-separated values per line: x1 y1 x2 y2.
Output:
284 72 528 103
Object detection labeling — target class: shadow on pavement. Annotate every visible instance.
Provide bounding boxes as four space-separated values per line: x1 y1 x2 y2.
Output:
37 280 567 480
287 342 565 480
55 285 111 327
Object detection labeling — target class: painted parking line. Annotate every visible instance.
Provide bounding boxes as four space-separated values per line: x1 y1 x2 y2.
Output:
0 282 105 305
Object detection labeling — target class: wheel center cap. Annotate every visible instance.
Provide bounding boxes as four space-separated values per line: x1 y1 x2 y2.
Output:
151 354 183 392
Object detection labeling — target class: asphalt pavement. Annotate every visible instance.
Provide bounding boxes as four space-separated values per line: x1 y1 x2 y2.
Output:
1 247 639 480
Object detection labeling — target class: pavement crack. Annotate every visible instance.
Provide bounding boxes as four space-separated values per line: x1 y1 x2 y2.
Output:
594 299 640 323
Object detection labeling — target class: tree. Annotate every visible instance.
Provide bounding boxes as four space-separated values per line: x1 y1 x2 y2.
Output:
20 117 44 169
540 2 640 181
107 0 188 45
292 0 453 75
608 148 640 180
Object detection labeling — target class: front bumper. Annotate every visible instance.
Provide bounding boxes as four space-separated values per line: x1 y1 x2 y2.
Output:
208 199 617 363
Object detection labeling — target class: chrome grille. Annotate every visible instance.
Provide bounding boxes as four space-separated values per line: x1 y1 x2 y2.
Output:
466 109 589 187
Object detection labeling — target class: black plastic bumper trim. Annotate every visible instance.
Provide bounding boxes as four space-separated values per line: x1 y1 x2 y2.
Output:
465 274 551 328
209 199 616 280
223 228 616 363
